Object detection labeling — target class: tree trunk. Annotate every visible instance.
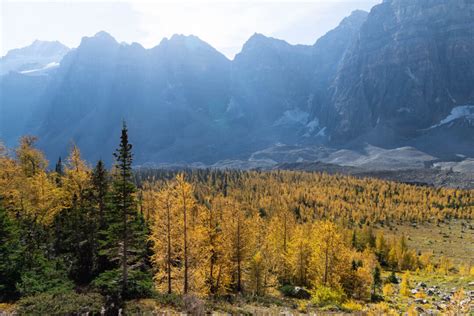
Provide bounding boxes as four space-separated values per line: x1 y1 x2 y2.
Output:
183 190 188 294
236 219 242 293
122 186 128 297
167 200 172 294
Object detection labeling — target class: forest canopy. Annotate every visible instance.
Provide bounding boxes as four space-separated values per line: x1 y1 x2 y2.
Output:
0 127 472 314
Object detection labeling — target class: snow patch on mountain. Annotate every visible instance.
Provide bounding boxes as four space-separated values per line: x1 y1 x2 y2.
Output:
429 105 474 129
303 119 320 137
274 109 309 127
316 127 327 137
20 62 60 74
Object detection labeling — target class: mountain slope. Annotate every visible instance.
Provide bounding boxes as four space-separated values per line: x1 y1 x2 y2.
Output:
326 0 474 145
31 32 232 164
0 40 69 75
1 1 473 166
229 10 368 144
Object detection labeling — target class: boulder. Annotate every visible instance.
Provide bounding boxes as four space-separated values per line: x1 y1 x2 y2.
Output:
292 286 311 299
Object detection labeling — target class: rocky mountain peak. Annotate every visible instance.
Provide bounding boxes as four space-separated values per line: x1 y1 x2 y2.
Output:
78 31 119 50
0 40 69 75
339 10 368 28
2 1 473 164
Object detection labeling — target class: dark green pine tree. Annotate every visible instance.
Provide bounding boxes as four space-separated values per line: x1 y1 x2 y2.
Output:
371 266 382 301
55 157 63 186
92 160 109 229
0 202 23 301
95 122 152 303
91 160 110 274
52 162 109 286
53 188 102 284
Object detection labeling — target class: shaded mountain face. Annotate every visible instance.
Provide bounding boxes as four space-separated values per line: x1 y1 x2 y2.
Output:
0 40 69 75
326 0 474 144
230 10 368 144
31 32 232 164
0 73 51 146
1 10 367 165
1 0 473 165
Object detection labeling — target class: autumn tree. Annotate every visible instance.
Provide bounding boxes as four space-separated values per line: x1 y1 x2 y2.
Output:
15 136 47 177
63 145 91 206
199 196 232 295
287 223 312 287
267 205 295 285
248 212 274 296
310 221 351 289
149 183 181 294
400 271 411 297
223 200 253 293
174 173 203 294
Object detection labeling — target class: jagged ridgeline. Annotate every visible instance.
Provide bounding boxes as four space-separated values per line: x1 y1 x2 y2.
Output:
2 0 473 165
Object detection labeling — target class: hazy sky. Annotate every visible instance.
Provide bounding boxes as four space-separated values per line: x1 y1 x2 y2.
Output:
0 0 380 59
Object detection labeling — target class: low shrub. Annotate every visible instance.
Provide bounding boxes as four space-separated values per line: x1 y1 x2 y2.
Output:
367 302 397 315
17 291 104 315
382 283 395 297
154 292 183 308
124 298 161 314
0 303 16 314
310 286 345 307
16 255 73 297
341 300 363 312
92 269 154 301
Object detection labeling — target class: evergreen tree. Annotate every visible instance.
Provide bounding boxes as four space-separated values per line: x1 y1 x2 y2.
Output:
92 160 108 228
371 266 382 301
95 122 152 302
55 157 63 185
0 202 22 301
113 122 135 297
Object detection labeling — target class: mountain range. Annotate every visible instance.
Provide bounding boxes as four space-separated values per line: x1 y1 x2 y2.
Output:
1 0 473 169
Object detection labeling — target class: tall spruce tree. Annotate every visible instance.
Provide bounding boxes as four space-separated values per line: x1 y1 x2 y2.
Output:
55 157 63 185
95 122 152 302
114 122 134 296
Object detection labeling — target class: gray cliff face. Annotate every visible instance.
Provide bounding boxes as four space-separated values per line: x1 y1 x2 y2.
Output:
327 0 474 142
310 10 369 127
229 11 368 144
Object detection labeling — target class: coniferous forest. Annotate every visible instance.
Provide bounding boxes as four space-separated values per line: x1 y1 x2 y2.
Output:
0 124 473 314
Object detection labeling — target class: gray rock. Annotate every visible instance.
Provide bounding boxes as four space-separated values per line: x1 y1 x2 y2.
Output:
326 0 474 150
415 306 425 313
292 286 311 299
